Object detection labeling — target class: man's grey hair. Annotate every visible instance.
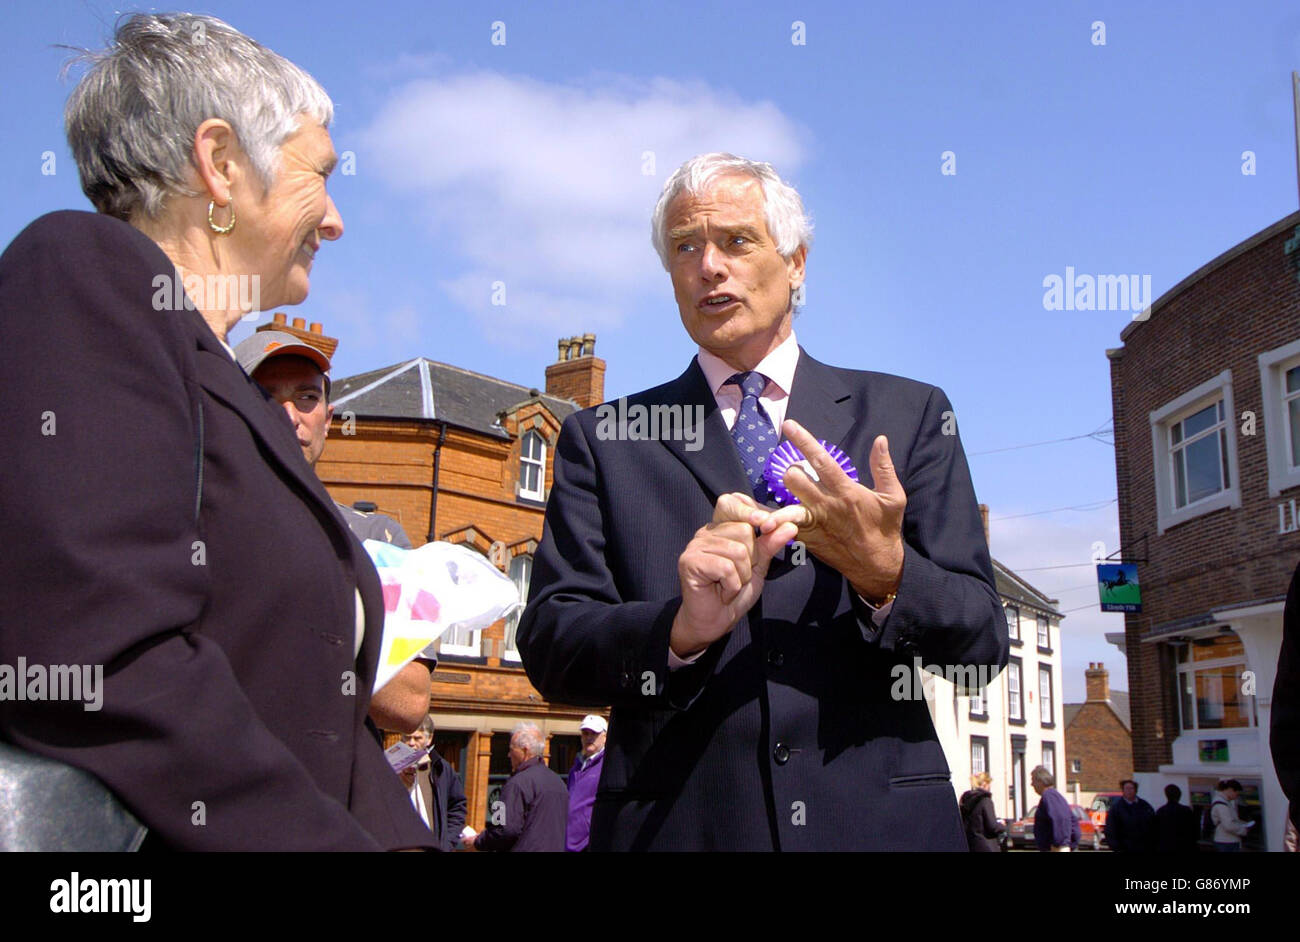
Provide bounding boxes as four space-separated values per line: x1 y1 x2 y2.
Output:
511 721 545 758
417 714 435 737
1030 765 1054 788
650 152 813 270
63 12 333 221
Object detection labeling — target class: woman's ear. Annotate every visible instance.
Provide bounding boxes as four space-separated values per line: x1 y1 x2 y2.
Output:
192 118 241 205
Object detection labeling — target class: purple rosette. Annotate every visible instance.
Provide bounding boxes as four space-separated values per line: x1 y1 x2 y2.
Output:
763 439 859 505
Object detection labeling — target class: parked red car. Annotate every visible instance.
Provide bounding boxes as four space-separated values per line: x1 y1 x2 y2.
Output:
1004 804 1102 850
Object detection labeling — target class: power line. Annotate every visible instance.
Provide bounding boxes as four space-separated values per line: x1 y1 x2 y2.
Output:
990 498 1116 522
1005 562 1098 572
968 420 1114 457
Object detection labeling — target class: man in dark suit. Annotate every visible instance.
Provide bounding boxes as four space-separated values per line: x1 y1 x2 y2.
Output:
517 153 1007 850
1272 559 1300 834
0 211 433 850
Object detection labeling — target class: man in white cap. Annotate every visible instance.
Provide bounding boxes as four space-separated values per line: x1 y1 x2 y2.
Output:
566 714 608 851
233 328 430 734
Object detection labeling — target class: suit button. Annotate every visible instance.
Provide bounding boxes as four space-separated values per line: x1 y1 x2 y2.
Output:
773 742 791 765
767 649 784 668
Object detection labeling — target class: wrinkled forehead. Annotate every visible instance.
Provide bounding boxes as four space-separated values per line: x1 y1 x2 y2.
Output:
666 174 767 228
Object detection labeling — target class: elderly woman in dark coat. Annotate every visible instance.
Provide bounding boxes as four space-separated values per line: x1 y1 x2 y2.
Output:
0 13 431 850
960 771 1005 852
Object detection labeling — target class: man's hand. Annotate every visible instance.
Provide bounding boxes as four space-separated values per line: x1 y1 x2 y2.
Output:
759 420 906 602
670 492 799 658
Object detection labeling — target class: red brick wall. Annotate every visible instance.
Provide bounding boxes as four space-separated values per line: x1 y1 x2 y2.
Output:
1065 704 1133 792
1108 214 1300 771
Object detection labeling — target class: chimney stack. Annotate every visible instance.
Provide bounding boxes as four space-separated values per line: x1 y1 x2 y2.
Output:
978 503 989 547
545 333 606 409
257 313 339 360
1085 662 1110 702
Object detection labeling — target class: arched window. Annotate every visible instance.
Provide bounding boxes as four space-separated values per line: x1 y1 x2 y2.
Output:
519 431 546 500
503 554 532 661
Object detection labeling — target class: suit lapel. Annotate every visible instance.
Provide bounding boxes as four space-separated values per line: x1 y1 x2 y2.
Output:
188 314 346 530
783 347 856 459
658 358 752 503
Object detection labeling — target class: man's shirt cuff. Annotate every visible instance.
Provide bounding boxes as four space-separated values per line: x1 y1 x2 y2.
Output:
667 646 705 670
856 593 894 643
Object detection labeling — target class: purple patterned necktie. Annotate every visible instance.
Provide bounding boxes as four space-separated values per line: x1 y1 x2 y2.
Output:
725 371 777 503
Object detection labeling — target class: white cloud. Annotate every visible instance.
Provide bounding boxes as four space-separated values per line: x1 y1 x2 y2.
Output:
359 71 807 338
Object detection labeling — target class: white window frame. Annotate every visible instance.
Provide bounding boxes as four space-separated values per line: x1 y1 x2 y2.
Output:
970 737 988 776
1036 615 1050 650
1149 370 1240 534
1039 666 1053 724
1006 605 1020 642
502 554 532 662
1007 660 1023 721
1258 339 1300 497
1041 742 1056 779
1174 633 1256 732
519 431 547 501
969 684 986 716
438 624 482 658
1070 758 1082 774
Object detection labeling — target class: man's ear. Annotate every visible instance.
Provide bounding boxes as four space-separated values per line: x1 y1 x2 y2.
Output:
326 402 336 424
192 118 244 205
786 244 808 289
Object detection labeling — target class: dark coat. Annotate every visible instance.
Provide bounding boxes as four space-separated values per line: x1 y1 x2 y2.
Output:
1106 796 1157 852
1034 787 1079 851
474 757 568 852
1272 560 1300 832
0 211 433 850
517 353 1008 850
1155 799 1199 853
415 752 468 851
960 788 1003 852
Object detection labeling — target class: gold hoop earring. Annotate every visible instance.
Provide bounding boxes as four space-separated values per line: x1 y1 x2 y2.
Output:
208 199 235 235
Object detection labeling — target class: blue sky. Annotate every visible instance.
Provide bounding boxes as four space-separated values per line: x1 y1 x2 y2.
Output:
6 0 1300 700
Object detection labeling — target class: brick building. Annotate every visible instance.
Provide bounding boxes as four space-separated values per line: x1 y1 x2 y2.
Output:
1063 662 1132 809
1106 211 1300 850
318 333 607 832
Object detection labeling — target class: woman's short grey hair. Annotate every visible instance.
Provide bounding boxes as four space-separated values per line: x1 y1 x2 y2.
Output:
1030 766 1054 788
63 12 333 221
650 152 813 270
511 722 545 758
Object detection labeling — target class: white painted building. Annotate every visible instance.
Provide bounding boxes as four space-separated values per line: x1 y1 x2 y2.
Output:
924 557 1066 823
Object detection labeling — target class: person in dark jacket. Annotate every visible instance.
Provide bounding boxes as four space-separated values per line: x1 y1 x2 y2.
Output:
960 772 1004 852
400 717 468 851
1272 560 1300 836
0 12 431 851
1155 783 1198 853
1106 779 1157 852
473 722 568 852
1031 766 1079 851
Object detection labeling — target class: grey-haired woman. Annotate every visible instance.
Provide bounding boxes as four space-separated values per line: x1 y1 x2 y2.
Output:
0 13 431 850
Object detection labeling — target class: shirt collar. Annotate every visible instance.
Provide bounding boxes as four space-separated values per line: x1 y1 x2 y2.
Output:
580 747 605 769
696 330 800 397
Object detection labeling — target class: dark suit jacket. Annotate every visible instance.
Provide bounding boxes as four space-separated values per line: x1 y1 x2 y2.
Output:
1273 560 1300 831
415 753 468 851
517 351 1008 850
0 211 433 850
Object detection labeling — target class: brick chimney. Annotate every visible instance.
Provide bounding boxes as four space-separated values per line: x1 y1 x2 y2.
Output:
257 312 339 360
1085 662 1110 702
978 503 989 546
544 333 605 409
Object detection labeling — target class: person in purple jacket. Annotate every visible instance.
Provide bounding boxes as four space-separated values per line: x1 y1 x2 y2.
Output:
1031 766 1079 852
566 715 608 851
